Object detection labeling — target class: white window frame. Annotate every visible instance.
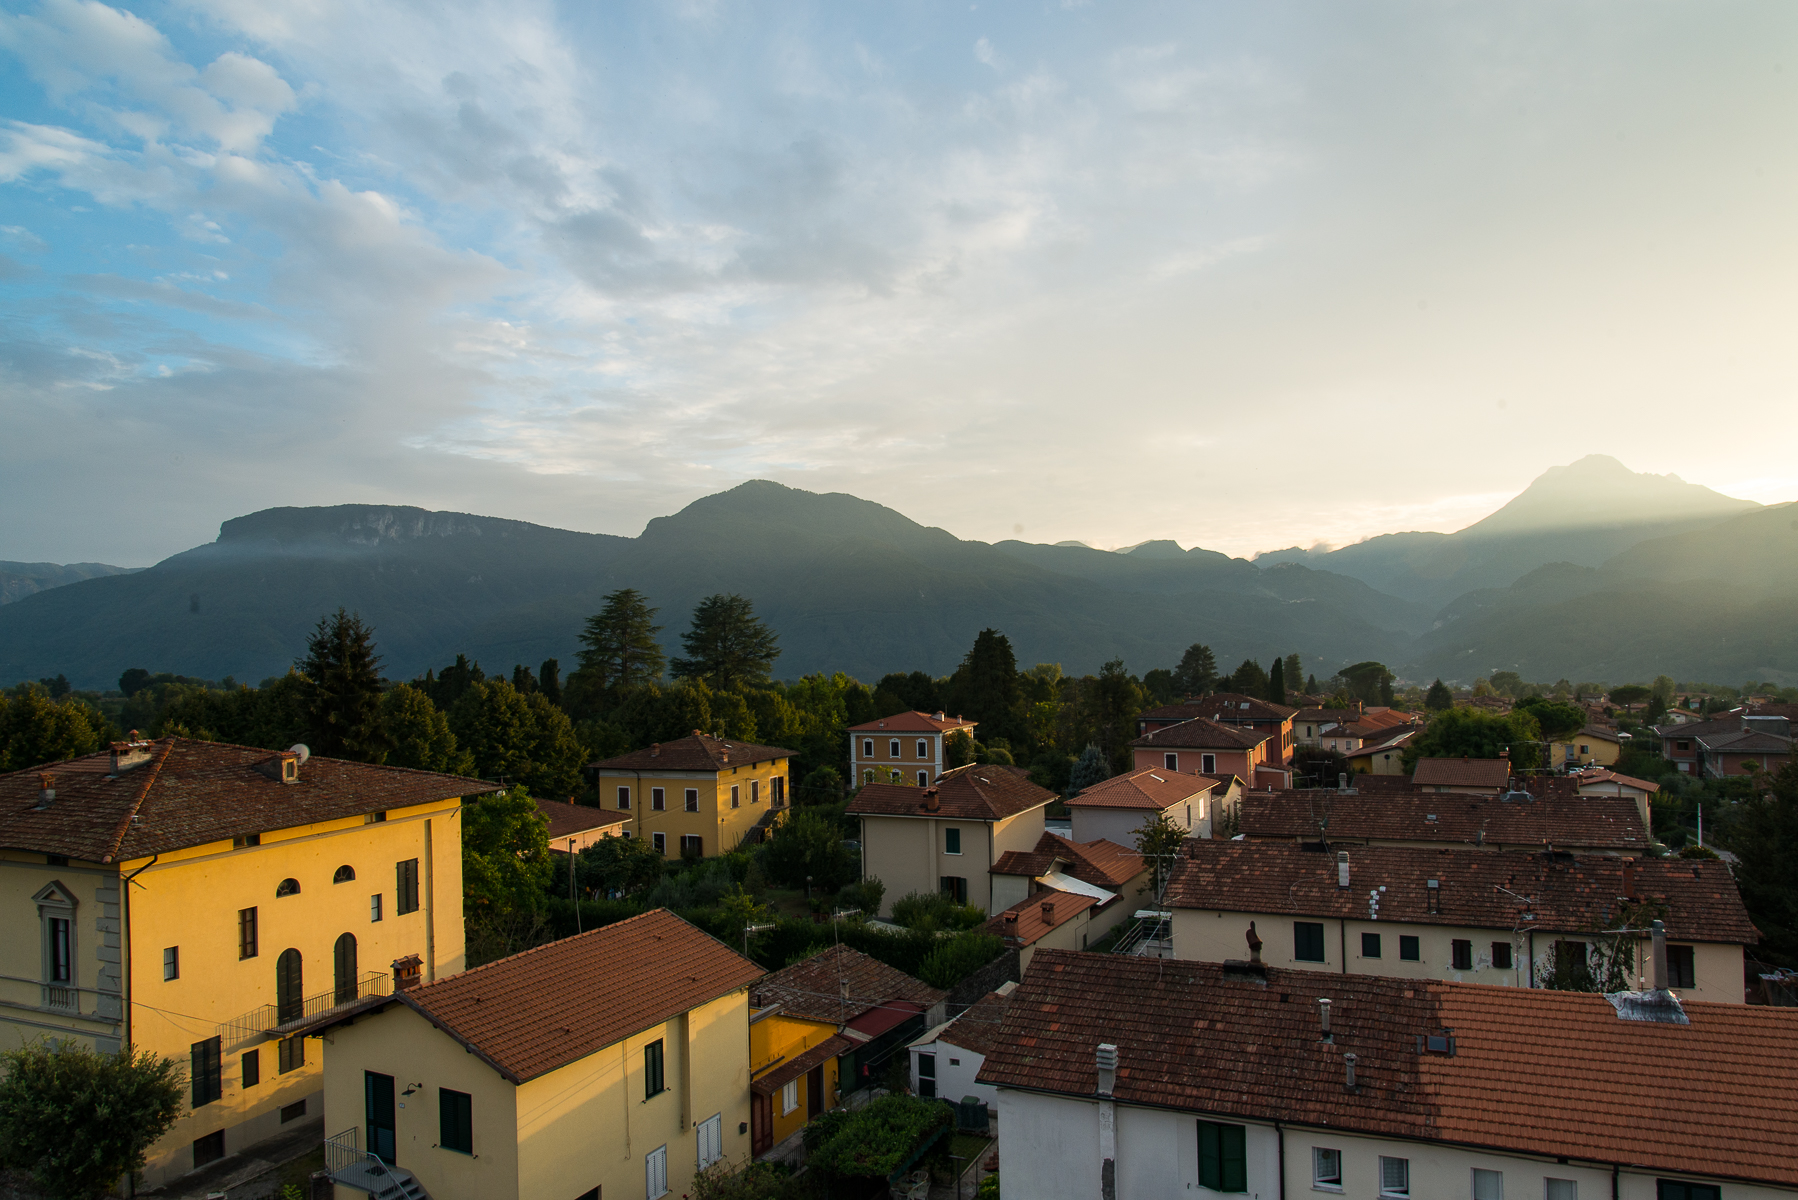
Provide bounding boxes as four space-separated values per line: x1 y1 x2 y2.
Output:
917 739 929 758
1473 1169 1504 1200
370 894 383 922
730 785 740 808
617 784 631 810
1545 1179 1578 1200
34 881 77 1011
697 1113 723 1170
890 739 901 758
1312 1147 1343 1191
863 739 874 757
163 946 179 981
750 779 759 804
917 770 929 786
1379 1156 1410 1198
646 1144 668 1198
1202 753 1217 773
685 788 699 812
780 1078 798 1115
651 787 665 811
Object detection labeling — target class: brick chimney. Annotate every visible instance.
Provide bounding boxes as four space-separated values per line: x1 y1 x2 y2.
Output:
1041 899 1056 925
34 773 55 811
392 954 422 991
923 788 940 813
1002 910 1019 938
1622 859 1637 902
650 743 660 758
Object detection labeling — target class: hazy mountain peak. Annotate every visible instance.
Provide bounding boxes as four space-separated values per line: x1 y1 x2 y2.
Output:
1124 539 1188 558
1465 456 1756 538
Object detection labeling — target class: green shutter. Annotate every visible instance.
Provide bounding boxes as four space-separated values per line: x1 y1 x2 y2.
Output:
1221 1123 1247 1192
1198 1121 1221 1190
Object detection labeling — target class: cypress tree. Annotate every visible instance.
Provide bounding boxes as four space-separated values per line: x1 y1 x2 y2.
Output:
1267 657 1286 706
298 609 391 762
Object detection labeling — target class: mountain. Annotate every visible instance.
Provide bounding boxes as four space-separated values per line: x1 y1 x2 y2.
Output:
1258 456 1758 608
0 560 139 605
0 483 1430 690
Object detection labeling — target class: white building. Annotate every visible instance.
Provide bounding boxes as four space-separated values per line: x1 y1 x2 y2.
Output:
979 948 1798 1200
907 983 1015 1108
1064 768 1218 844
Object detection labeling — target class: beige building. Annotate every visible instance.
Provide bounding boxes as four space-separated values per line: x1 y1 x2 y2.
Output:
846 764 1055 916
1164 841 1755 1003
318 908 762 1200
989 832 1145 940
590 733 795 859
537 797 627 855
1065 767 1217 844
847 710 977 787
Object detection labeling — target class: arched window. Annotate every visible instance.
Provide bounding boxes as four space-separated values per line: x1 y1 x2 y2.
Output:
275 949 303 1022
332 865 355 884
275 878 301 897
333 933 358 1004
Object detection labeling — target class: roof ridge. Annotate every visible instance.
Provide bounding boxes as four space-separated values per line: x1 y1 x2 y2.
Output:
102 737 175 864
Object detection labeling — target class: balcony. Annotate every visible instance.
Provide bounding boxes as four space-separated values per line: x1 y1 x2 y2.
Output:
326 1129 432 1200
219 971 390 1044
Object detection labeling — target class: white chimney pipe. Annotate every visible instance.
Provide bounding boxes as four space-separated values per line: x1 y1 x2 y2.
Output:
1652 919 1669 991
1344 1053 1358 1090
1337 851 1350 889
1317 997 1333 1041
1095 1043 1118 1097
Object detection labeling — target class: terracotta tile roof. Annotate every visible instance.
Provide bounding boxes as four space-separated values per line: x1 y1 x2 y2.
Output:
1141 694 1298 724
753 944 944 1025
930 988 1015 1059
1164 841 1757 943
1067 768 1214 811
1412 757 1511 788
1342 729 1418 760
400 909 762 1084
1237 788 1649 851
1530 771 1662 800
847 764 1055 821
1653 716 1748 741
847 711 977 734
983 888 1101 946
536 797 628 839
0 737 498 863
590 732 795 773
991 833 1144 890
751 1032 856 1095
1697 729 1793 754
1566 724 1625 745
1129 718 1270 751
977 951 1798 1188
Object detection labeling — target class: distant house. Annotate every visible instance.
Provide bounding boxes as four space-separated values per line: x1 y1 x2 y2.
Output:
1164 841 1756 1003
848 710 977 787
977 950 1798 1200
1654 714 1793 777
847 764 1057 915
1293 703 1412 747
588 733 796 859
1138 694 1298 765
1547 725 1625 771
749 943 945 1152
535 797 628 854
1237 786 1650 855
989 831 1146 938
1128 718 1284 788
907 983 1015 1107
986 889 1104 969
1412 756 1512 794
1342 725 1419 776
318 909 763 1200
1065 768 1218 842
1533 769 1660 828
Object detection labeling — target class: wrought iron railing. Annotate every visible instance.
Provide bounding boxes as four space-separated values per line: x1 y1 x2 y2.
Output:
219 971 390 1043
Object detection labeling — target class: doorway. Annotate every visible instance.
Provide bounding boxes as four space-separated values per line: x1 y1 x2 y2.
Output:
365 1071 396 1164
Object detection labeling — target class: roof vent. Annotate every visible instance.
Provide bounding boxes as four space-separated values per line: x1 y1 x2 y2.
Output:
1343 1053 1358 1090
934 711 945 721
1095 1043 1118 1097
1420 1029 1457 1054
651 743 661 757
1317 997 1333 1042
1337 851 1350 889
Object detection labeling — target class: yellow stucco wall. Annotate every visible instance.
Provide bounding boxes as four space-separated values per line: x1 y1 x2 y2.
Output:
857 807 1048 916
750 1011 841 1146
597 759 789 859
1551 736 1623 768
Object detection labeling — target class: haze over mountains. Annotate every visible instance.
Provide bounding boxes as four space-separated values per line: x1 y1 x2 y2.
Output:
1 456 1792 690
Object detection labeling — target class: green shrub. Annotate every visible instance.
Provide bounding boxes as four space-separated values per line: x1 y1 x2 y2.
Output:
918 932 1005 989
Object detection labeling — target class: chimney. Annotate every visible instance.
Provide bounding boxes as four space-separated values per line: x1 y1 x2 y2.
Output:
1041 900 1056 925
934 711 945 721
1246 920 1263 964
1003 910 1020 937
1317 997 1333 1042
1337 851 1350 889
923 788 940 813
34 773 55 811
1337 772 1349 793
1651 919 1669 991
650 743 660 757
108 740 153 778
1343 1053 1358 1090
1622 859 1637 902
1095 1043 1118 1097
392 954 422 991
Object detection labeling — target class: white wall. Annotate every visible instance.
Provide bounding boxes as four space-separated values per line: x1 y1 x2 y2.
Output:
911 1041 995 1108
1070 798 1205 846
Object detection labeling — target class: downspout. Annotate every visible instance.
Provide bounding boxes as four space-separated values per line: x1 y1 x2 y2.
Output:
1339 919 1347 974
1612 1163 1619 1200
119 854 158 1051
1529 930 1537 988
1276 1121 1287 1200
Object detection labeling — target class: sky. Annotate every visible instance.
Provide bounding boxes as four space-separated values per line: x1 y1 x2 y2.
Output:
2 1 1795 568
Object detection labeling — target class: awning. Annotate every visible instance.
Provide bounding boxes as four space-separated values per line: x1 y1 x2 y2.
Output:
847 1000 925 1040
750 1033 855 1095
1036 870 1116 906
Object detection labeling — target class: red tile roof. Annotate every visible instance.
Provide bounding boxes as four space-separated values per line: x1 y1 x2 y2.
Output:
400 909 762 1084
536 797 628 839
753 944 944 1026
848 711 977 734
1129 718 1270 751
991 832 1144 890
928 988 1015 1060
1412 757 1512 788
0 737 497 863
983 888 1101 946
591 732 795 773
847 764 1055 822
1141 694 1298 724
1067 768 1214 811
1164 841 1757 943
977 951 1798 1187
1237 788 1649 851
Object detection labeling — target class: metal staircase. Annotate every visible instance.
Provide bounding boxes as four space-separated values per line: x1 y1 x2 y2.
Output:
325 1129 433 1200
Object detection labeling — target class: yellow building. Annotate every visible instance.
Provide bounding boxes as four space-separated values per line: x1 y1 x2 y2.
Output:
316 908 763 1200
1549 725 1624 770
848 710 977 787
590 733 796 859
0 737 489 1191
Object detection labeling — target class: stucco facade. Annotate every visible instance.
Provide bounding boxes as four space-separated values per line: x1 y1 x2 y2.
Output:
595 756 790 859
858 808 1044 916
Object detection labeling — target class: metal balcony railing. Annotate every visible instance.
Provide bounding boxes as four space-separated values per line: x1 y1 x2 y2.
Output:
219 971 390 1044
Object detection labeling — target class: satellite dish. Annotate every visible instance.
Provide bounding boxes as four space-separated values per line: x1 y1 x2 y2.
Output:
289 744 311 764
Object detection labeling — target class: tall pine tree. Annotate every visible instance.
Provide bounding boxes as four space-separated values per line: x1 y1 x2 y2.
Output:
1170 643 1218 696
671 594 780 690
299 609 390 762
1267 656 1286 706
578 589 667 690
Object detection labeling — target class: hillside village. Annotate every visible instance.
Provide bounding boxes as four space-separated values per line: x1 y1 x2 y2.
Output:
1 604 1796 1200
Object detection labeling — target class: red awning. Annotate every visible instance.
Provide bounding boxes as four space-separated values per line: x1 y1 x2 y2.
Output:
847 1000 924 1039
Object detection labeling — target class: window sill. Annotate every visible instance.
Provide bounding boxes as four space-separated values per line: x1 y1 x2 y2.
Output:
1313 1185 1344 1194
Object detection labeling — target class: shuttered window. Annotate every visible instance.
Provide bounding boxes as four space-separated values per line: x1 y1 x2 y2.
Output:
190 1037 222 1107
439 1088 473 1154
1197 1120 1246 1192
397 859 419 915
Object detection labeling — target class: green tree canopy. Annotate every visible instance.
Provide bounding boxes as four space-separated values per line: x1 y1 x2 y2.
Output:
577 588 666 693
1170 643 1219 696
573 832 667 898
449 679 585 797
1487 670 1525 698
1340 661 1396 707
298 609 391 762
1651 675 1677 704
1731 761 1798 967
1067 743 1111 795
672 594 780 690
0 1041 184 1200
462 786 554 915
1267 656 1286 706
381 683 472 775
1133 809 1186 900
1514 695 1587 741
1227 659 1268 699
1425 679 1454 711
1609 684 1652 708
1404 706 1541 772
1282 654 1303 696
761 808 857 891
0 687 110 772
945 628 1024 743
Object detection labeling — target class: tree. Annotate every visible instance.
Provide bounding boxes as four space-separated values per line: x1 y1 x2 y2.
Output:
1267 657 1286 706
1282 654 1303 694
574 833 667 898
577 588 667 693
945 629 1024 743
1651 675 1677 706
672 594 780 690
1088 659 1143 767
917 932 1004 989
538 659 562 708
1403 707 1542 772
1133 810 1185 901
1227 659 1268 699
118 667 154 698
1305 673 1319 694
874 671 942 715
0 687 110 772
1425 679 1454 711
1067 744 1111 795
449 679 585 797
943 730 976 770
1514 696 1587 742
1732 761 1798 967
797 765 844 805
761 808 857 891
1170 644 1218 696
1608 684 1652 709
462 787 554 916
0 1040 184 1200
1340 661 1396 708
1487 670 1525 698
381 684 473 774
298 609 390 762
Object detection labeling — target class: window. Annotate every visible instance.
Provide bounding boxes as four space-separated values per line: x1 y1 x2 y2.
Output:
645 1039 665 1099
1201 754 1217 773
370 894 383 922
333 865 356 883
439 1088 474 1154
1668 944 1696 989
1379 1156 1410 1198
697 1112 723 1170
890 769 902 783
1312 1147 1342 1190
940 876 968 904
239 907 259 959
1197 1121 1247 1193
1166 753 1179 770
193 1130 226 1169
1294 921 1326 963
276 948 303 1021
781 1078 798 1114
365 812 387 824
680 835 703 858
863 770 874 784
233 833 262 849
944 828 962 855
916 1052 936 1099
281 1100 308 1123
863 739 874 757
647 1145 669 1199
652 832 666 854
1656 1183 1720 1200
1492 942 1513 969
751 780 760 804
890 739 901 757
617 785 632 810
45 915 72 985
917 740 929 759
397 859 420 914
730 785 740 808
1546 1180 1578 1200
1399 935 1420 961
771 776 785 806
918 770 929 786
275 877 301 897
651 787 665 811
242 1050 260 1088
164 946 179 981
191 1037 223 1107
685 788 699 812
1473 1169 1504 1200
1361 933 1381 958
334 932 359 1004
278 1035 305 1073
1452 939 1473 970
